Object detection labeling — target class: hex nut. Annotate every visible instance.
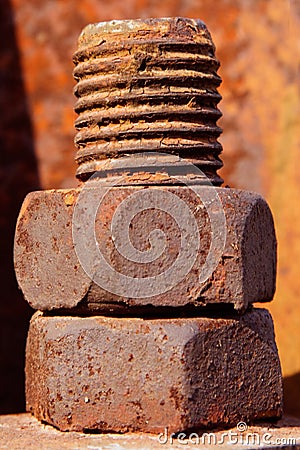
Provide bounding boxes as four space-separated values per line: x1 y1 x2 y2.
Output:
25 308 283 433
14 185 276 312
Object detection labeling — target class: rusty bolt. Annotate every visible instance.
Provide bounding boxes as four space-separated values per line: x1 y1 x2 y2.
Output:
14 17 283 435
14 17 278 314
73 18 223 184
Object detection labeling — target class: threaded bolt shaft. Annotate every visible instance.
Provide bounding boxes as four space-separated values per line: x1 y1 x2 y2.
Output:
73 18 223 185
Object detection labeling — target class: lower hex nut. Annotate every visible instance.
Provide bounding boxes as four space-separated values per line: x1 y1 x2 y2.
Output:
25 308 282 433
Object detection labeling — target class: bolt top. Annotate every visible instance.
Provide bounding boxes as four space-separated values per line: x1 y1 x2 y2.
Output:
78 17 214 50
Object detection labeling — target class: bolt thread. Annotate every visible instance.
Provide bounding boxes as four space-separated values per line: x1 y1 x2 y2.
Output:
73 18 224 184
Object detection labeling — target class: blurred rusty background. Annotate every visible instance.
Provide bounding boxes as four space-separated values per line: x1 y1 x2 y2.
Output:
0 0 299 416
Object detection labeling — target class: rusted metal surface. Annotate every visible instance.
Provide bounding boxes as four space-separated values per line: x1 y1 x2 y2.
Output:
14 186 276 313
73 18 223 184
14 189 90 311
26 309 282 433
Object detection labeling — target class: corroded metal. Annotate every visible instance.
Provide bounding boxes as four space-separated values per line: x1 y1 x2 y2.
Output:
73 18 223 184
14 187 276 313
26 309 282 433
